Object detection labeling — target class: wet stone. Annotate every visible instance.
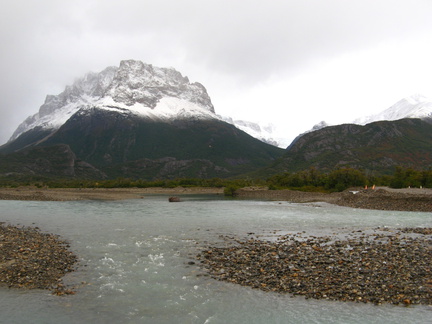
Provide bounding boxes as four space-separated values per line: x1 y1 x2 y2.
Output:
197 227 432 306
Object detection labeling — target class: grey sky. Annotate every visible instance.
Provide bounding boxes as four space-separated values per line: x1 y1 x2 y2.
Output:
1 0 432 145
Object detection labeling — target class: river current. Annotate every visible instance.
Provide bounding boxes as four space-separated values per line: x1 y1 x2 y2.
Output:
0 195 431 323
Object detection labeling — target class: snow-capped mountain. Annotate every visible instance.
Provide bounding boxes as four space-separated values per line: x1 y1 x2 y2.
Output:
219 116 282 146
227 93 432 149
296 94 432 146
10 59 287 148
1 59 284 180
10 60 218 142
353 94 432 125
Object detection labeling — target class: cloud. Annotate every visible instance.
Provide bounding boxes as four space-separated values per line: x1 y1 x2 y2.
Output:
1 0 432 145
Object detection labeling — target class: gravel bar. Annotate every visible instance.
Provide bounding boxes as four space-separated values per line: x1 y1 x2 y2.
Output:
197 228 432 306
0 223 78 295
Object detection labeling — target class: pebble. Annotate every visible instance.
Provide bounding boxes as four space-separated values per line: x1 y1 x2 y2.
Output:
0 223 78 295
335 189 432 212
197 227 432 306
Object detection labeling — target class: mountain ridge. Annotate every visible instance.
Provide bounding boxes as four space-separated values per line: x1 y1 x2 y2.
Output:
353 94 432 125
9 60 218 142
3 60 432 181
263 118 432 176
1 60 284 180
300 94 432 139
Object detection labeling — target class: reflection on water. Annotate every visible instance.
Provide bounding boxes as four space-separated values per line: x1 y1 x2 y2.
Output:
0 196 431 323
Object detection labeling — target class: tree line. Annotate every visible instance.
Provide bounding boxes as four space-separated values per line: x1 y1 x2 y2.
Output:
0 166 431 193
267 166 432 192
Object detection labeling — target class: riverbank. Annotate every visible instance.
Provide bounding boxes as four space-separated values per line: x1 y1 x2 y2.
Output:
334 188 432 212
198 227 432 306
236 186 432 212
0 223 77 295
0 186 224 201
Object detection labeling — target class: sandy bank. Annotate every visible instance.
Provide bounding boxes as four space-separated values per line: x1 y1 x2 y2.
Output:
0 187 224 201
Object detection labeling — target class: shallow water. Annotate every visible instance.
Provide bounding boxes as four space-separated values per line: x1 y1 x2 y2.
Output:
0 195 431 323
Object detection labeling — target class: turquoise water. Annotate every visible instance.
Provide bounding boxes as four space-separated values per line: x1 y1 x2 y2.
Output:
0 196 431 323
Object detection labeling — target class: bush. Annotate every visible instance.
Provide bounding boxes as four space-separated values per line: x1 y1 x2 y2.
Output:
326 168 367 192
390 166 432 188
223 185 239 197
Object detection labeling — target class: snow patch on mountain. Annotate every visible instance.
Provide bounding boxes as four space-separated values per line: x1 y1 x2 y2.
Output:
99 96 218 121
219 116 289 147
9 60 217 142
285 120 331 150
310 120 330 131
295 94 432 147
353 94 432 125
229 93 432 149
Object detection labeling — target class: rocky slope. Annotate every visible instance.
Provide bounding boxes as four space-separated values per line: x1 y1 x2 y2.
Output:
264 118 432 175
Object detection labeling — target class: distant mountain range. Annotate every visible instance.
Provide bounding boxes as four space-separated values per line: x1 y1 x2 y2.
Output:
261 94 432 175
219 116 282 147
1 60 431 181
263 118 432 176
227 94 432 149
287 94 432 147
0 60 283 180
353 94 432 125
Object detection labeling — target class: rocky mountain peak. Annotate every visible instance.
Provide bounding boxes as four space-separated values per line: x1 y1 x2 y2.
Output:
39 66 118 119
106 60 214 111
9 60 216 142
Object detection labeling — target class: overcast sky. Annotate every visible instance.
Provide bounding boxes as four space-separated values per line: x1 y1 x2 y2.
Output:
1 0 432 146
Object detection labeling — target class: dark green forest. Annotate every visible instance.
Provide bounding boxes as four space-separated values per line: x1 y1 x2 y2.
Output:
1 166 431 195
266 166 432 192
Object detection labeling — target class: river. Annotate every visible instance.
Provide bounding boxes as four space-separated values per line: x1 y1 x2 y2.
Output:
0 195 431 323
